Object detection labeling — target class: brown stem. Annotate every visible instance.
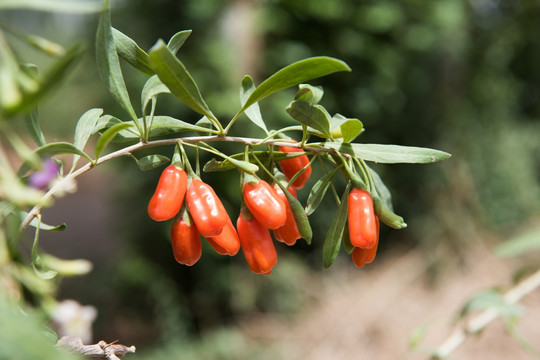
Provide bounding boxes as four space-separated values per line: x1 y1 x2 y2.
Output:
19 135 334 233
57 336 135 359
430 267 540 359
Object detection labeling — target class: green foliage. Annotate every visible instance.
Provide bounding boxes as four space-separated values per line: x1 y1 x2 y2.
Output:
322 185 350 268
0 299 81 360
495 228 540 258
324 142 451 164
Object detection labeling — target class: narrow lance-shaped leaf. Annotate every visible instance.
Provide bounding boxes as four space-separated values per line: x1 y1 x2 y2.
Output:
240 75 268 134
0 23 65 56
167 30 192 55
286 100 332 138
31 216 57 280
71 108 103 170
112 27 153 75
373 198 407 229
95 123 132 159
17 142 93 177
324 142 452 164
329 114 364 143
141 75 170 116
202 145 259 175
323 185 350 268
366 164 393 211
24 109 46 146
114 116 215 142
148 39 218 124
3 43 82 116
203 151 306 172
305 166 341 215
235 56 351 119
26 214 66 232
93 114 123 134
343 226 354 254
273 170 312 244
134 155 170 171
96 0 139 124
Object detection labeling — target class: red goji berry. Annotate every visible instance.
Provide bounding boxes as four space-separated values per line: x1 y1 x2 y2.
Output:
237 209 277 275
348 188 378 249
186 178 229 237
273 185 301 246
243 179 287 230
206 217 240 256
148 164 187 221
351 218 379 268
170 209 202 266
278 145 312 189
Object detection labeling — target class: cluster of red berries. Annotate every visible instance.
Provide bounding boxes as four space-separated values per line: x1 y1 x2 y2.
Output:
147 145 379 274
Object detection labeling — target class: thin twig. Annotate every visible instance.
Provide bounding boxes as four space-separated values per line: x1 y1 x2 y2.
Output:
19 135 336 233
57 336 135 359
430 267 540 359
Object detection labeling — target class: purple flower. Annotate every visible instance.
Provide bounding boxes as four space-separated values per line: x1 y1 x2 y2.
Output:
29 158 59 190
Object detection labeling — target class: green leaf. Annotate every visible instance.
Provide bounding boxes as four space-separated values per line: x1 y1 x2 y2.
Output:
495 229 540 257
72 108 103 170
460 290 522 319
329 114 364 143
167 30 192 55
295 84 324 105
31 216 57 280
41 254 93 277
288 193 313 244
272 170 312 244
93 114 123 134
323 186 350 268
95 122 132 158
115 116 213 141
305 167 340 215
134 154 170 171
195 116 216 135
367 164 393 211
203 150 305 172
240 75 268 134
373 198 407 229
343 226 354 254
148 39 216 122
236 56 351 118
324 142 452 164
141 75 170 116
0 0 101 13
0 299 80 360
286 100 332 138
24 109 46 146
96 0 139 123
204 148 259 175
3 44 82 116
0 23 65 57
112 27 153 75
17 142 92 177
26 214 66 232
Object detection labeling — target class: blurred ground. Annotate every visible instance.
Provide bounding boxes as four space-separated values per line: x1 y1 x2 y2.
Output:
236 247 540 360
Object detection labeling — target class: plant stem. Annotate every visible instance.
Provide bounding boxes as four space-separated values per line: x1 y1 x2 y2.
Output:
19 136 337 233
430 267 540 359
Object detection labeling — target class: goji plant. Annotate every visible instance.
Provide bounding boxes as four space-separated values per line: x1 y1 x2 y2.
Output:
0 1 452 358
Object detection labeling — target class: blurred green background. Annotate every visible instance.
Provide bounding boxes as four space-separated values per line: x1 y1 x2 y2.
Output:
3 0 540 358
